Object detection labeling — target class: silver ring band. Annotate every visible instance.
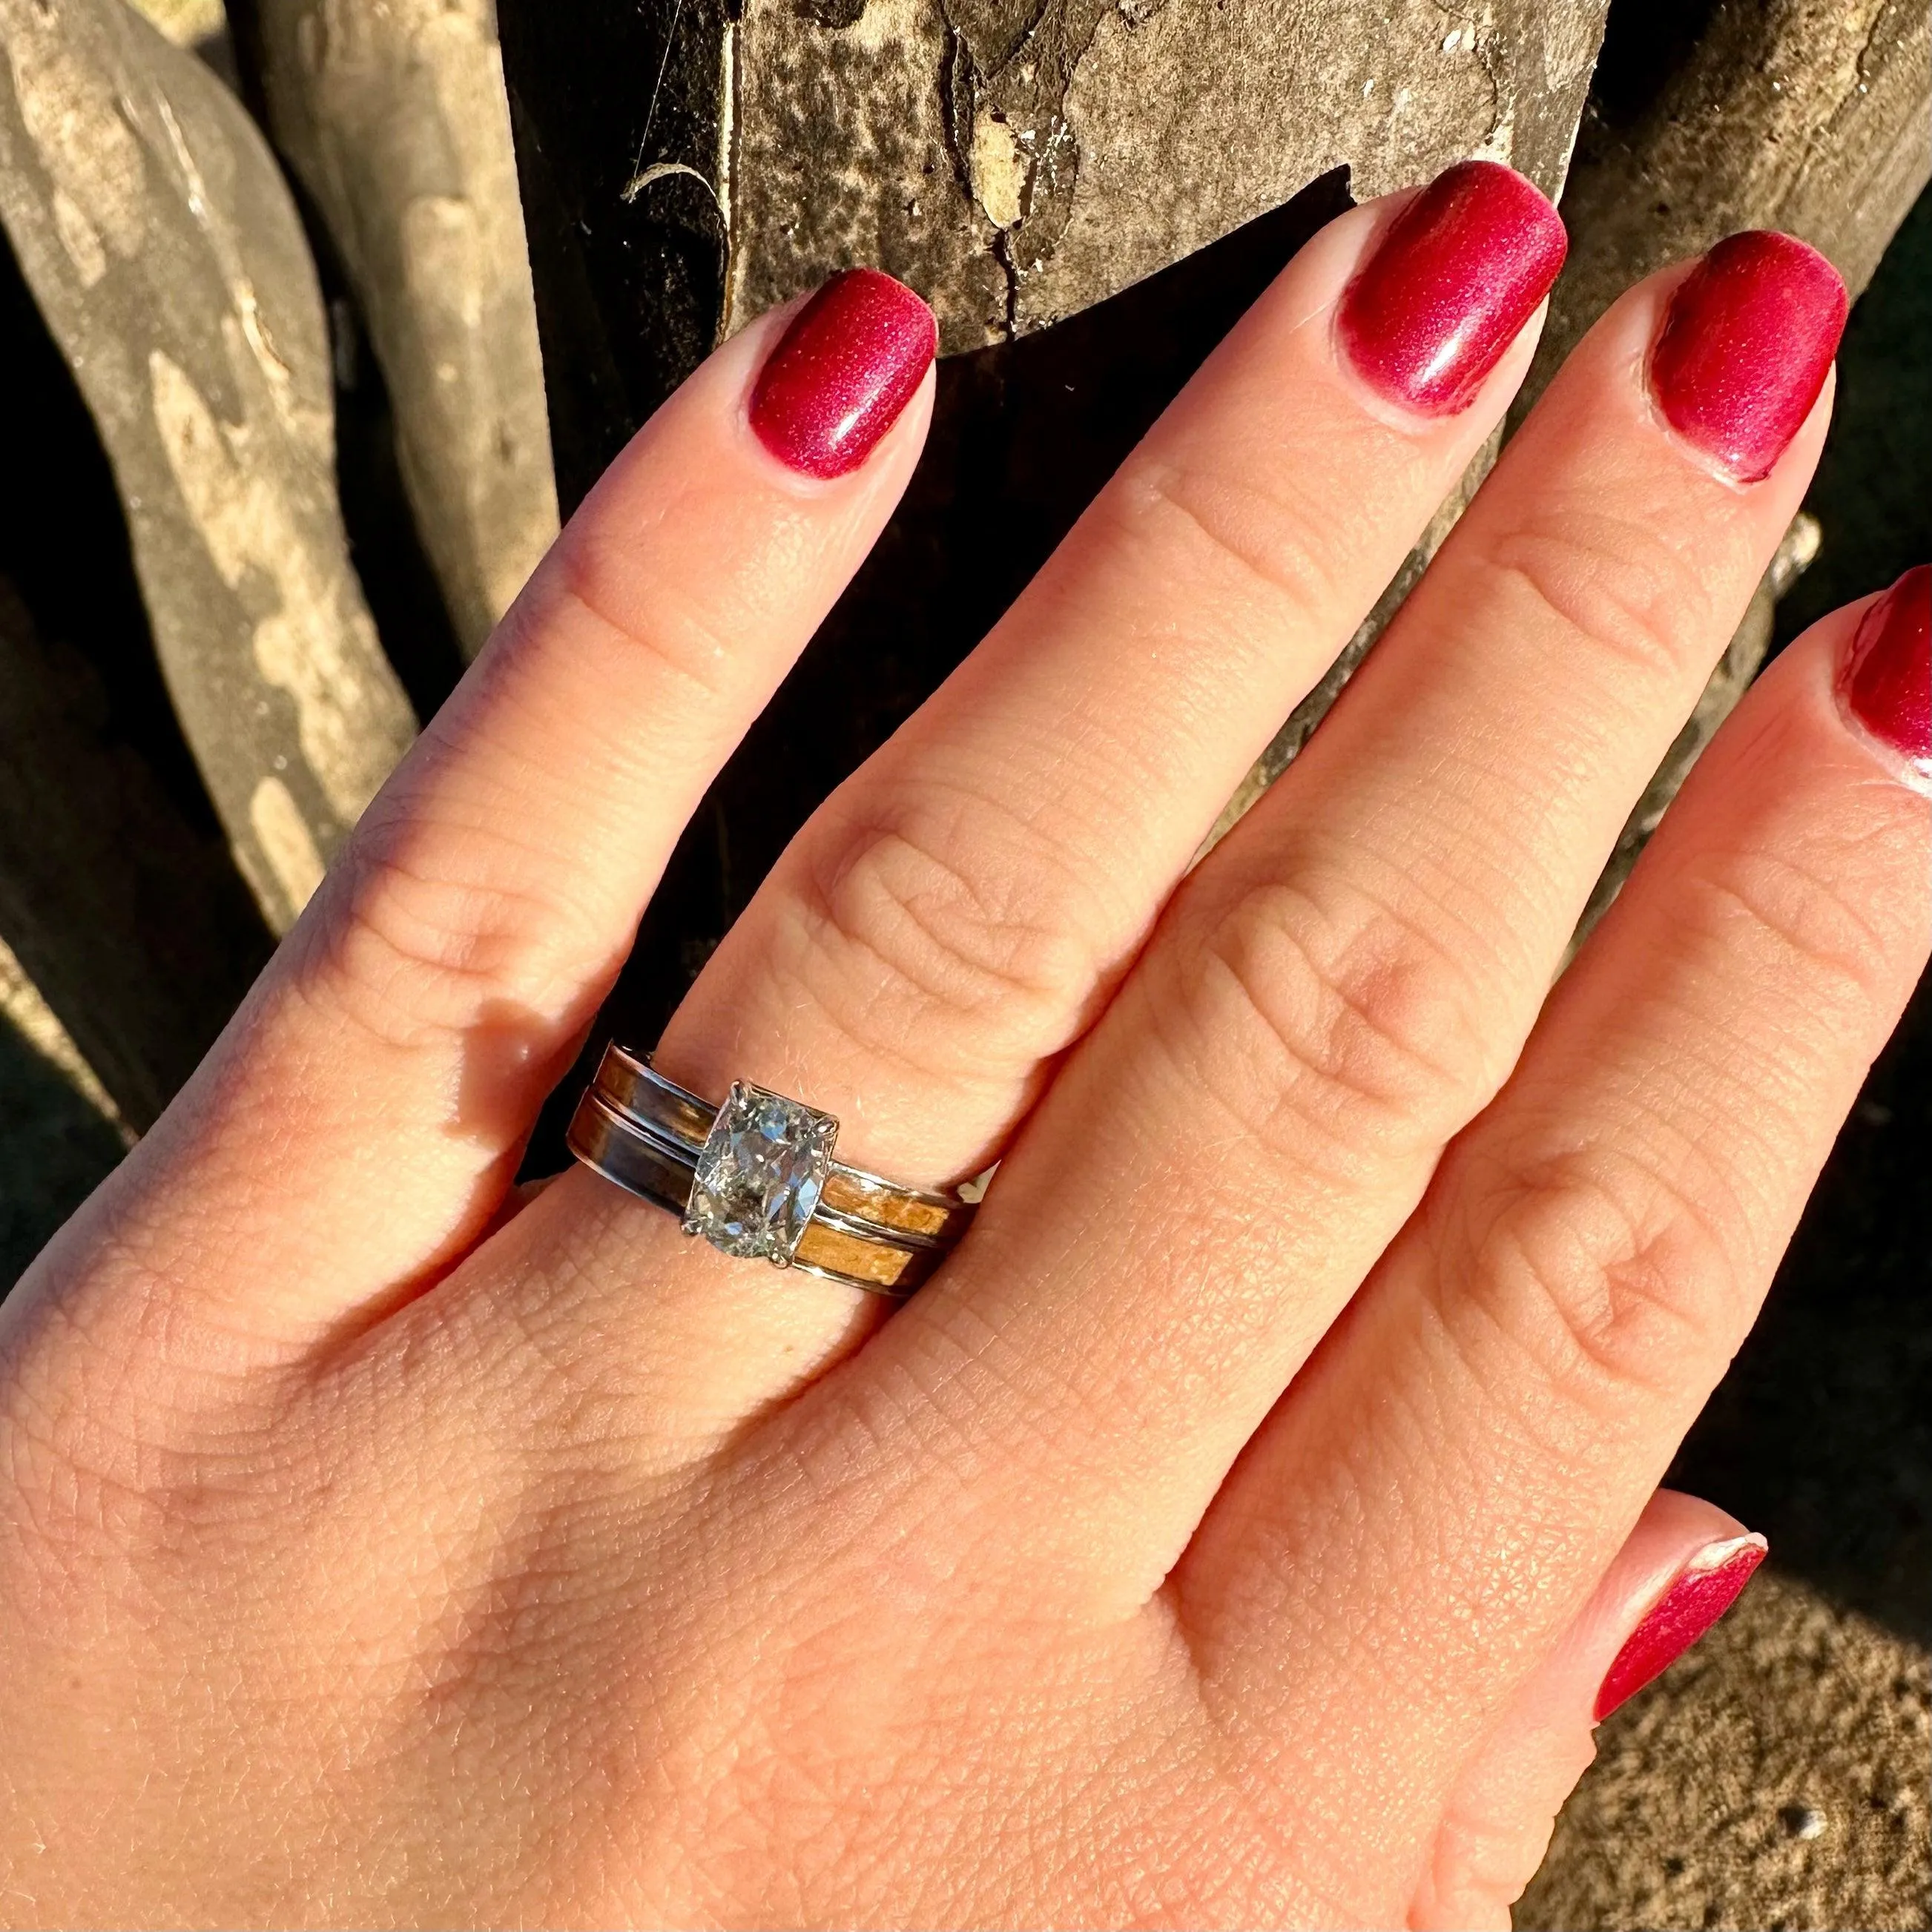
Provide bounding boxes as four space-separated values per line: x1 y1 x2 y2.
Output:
566 1045 977 1297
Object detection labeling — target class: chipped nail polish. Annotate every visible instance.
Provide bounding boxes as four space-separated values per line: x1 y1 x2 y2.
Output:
1595 1535 1767 1721
1648 231 1847 483
1838 565 1931 772
1336 159 1568 417
748 268 937 479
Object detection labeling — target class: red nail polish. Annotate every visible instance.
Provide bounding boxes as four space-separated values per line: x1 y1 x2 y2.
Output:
1838 566 1932 771
748 268 937 478
1336 160 1568 417
1595 1535 1766 1721
1648 232 1847 483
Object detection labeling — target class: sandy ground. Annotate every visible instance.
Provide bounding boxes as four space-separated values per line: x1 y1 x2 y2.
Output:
1522 1574 1930 1928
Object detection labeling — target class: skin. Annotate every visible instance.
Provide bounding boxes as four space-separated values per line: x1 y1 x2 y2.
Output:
1 183 1926 1930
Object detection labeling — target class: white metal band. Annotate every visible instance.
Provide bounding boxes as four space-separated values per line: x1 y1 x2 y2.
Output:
565 1044 978 1297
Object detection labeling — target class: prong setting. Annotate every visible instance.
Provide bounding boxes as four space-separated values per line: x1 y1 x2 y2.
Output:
683 1081 840 1264
570 1046 975 1298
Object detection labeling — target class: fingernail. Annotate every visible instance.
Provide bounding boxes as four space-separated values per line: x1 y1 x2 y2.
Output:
1837 566 1931 771
1648 232 1847 483
1595 1534 1767 1721
748 268 937 478
1336 160 1567 417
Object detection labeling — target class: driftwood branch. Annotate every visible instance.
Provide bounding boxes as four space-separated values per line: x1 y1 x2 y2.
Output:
0 0 415 933
0 570 270 1129
231 0 559 656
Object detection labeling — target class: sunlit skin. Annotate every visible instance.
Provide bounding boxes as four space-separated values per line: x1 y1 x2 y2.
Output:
1 169 1926 1929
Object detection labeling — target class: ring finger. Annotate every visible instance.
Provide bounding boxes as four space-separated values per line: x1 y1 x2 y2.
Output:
510 163 1569 1411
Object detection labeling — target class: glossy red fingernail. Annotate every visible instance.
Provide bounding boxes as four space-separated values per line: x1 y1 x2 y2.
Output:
748 268 936 478
1595 1535 1766 1721
1838 565 1932 771
1648 232 1847 482
1336 160 1567 417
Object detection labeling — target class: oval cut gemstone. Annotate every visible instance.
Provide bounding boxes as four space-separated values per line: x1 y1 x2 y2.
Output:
684 1083 839 1263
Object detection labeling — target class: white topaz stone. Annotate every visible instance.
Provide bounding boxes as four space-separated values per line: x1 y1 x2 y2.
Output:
684 1083 838 1263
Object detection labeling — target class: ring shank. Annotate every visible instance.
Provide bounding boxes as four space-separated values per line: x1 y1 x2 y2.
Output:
596 1046 976 1244
566 1049 973 1297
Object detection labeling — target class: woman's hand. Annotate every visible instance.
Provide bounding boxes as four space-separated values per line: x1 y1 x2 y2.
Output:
3 163 1926 1928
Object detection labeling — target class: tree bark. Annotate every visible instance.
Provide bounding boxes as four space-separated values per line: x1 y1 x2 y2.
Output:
0 0 415 932
1529 0 1932 398
502 0 1612 508
231 0 560 657
732 0 1607 343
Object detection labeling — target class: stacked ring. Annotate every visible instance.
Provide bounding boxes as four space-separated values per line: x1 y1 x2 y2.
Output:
567 1045 977 1296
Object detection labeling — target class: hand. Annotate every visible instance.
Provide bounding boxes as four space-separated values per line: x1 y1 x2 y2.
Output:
3 163 1926 1928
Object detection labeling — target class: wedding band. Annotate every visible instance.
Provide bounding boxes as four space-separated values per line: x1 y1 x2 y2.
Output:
565 1044 977 1296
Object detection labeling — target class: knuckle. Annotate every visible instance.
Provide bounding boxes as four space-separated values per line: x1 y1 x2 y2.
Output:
0 1270 291 1589
540 516 733 707
297 809 610 1054
1481 504 1744 688
1115 454 1345 627
782 782 1113 1083
1160 866 1504 1170
1676 842 1904 1026
1442 1140 1747 1424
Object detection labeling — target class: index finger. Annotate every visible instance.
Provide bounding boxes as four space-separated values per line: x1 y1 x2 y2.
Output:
14 271 936 1356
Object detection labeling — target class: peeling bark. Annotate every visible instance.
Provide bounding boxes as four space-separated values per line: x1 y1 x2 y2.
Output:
231 0 560 656
0 0 414 932
731 0 1609 350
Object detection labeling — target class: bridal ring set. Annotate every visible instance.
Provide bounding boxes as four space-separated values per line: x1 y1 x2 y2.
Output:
567 1044 978 1297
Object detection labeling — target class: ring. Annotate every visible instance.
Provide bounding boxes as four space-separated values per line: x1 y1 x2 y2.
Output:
566 1044 978 1296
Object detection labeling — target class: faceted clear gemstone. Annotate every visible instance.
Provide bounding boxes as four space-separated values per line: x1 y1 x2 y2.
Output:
684 1083 839 1263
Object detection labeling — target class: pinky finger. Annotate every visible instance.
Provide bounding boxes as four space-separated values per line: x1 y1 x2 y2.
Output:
1412 1488 1764 1932
1181 574 1928 1864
